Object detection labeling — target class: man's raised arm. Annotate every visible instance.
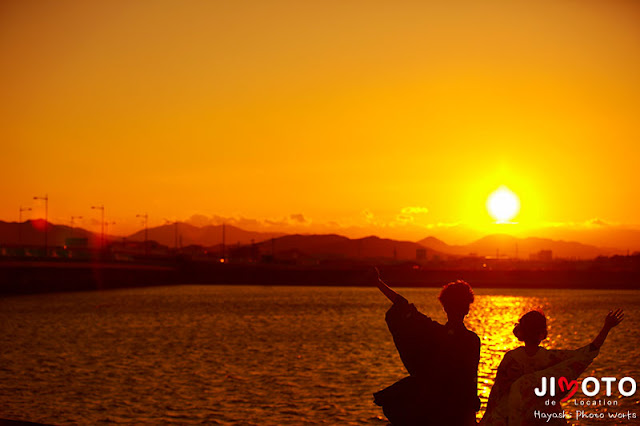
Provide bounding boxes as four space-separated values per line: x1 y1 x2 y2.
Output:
374 267 401 303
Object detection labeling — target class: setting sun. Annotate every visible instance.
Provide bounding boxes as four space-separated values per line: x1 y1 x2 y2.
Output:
487 186 520 223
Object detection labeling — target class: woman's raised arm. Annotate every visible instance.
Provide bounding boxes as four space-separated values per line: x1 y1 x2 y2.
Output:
591 309 624 350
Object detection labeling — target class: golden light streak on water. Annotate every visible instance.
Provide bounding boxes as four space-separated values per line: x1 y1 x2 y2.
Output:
466 294 548 420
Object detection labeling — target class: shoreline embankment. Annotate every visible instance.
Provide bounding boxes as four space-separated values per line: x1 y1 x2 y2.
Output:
1 259 639 295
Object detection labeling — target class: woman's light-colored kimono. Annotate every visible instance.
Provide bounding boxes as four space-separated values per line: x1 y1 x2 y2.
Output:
481 344 599 426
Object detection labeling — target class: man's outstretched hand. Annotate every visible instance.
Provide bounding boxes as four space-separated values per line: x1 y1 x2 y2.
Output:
374 267 383 283
373 267 399 303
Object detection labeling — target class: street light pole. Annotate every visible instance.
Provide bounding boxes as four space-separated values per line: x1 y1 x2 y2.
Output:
33 195 48 255
91 205 105 249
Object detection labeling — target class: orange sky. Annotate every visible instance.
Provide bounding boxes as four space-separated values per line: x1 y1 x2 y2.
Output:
1 1 639 245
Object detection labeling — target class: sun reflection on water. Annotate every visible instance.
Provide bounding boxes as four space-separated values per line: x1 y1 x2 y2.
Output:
467 294 549 420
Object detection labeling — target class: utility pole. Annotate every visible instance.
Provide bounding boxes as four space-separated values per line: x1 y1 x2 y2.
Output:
19 206 32 246
33 194 48 255
163 219 179 251
222 223 226 262
91 205 105 249
70 216 83 240
175 221 178 250
104 221 116 240
136 213 149 255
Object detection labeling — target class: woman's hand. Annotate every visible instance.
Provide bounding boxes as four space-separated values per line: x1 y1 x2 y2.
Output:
591 309 624 350
604 309 624 329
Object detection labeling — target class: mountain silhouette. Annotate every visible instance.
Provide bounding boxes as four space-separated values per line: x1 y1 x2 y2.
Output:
126 222 286 247
531 226 640 253
0 220 630 260
256 234 443 261
418 233 624 259
0 220 100 247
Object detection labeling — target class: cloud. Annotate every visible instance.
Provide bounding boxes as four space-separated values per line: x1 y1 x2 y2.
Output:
265 218 288 226
423 221 461 229
400 206 429 215
395 206 429 224
587 218 608 227
187 214 211 227
186 214 265 228
540 218 616 229
231 217 263 228
186 213 312 230
362 209 375 223
290 213 309 224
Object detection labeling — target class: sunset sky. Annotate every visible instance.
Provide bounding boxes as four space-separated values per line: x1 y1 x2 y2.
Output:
1 1 639 246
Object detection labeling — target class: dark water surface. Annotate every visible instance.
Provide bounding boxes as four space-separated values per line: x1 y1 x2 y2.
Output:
1 286 639 425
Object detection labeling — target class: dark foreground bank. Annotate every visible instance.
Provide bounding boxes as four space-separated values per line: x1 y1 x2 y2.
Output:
1 259 639 294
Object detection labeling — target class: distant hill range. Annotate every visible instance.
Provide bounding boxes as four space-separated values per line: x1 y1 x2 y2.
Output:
126 223 286 247
0 220 100 247
418 234 626 259
0 220 630 260
253 234 444 261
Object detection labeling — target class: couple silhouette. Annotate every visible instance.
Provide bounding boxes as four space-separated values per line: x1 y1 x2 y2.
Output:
372 269 624 426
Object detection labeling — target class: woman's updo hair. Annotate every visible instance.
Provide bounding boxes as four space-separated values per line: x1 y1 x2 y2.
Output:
513 310 547 343
438 280 474 314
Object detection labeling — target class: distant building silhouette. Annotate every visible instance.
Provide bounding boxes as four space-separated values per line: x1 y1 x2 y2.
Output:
64 237 88 249
530 250 553 262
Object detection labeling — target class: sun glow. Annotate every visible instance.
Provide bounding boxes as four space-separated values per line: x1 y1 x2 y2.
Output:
487 186 520 223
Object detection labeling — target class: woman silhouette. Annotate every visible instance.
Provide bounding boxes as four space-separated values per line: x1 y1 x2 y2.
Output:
373 268 480 425
480 309 624 426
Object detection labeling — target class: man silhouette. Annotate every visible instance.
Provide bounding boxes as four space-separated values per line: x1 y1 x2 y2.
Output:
373 269 480 425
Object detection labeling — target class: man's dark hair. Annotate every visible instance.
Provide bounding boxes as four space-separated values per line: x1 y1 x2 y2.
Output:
438 280 474 313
